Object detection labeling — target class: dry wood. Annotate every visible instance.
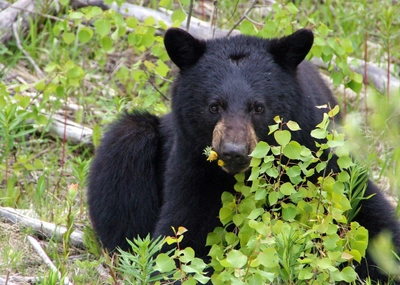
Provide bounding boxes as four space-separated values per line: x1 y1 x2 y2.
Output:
0 0 61 44
0 277 17 285
109 2 239 39
49 114 93 146
0 206 85 249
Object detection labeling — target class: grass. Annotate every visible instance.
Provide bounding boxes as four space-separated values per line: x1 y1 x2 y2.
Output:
0 0 399 283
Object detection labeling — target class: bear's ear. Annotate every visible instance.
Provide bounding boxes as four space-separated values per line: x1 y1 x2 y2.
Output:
164 28 206 70
269 29 314 70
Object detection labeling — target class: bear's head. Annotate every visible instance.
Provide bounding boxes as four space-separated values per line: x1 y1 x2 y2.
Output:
164 28 318 174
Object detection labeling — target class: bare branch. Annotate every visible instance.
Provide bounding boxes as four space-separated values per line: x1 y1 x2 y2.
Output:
12 20 45 78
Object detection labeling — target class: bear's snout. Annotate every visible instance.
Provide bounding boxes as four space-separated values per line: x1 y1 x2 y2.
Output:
219 142 251 174
212 117 258 174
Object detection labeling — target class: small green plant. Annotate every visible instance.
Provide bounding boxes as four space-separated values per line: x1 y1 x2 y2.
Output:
206 110 370 284
117 229 209 285
117 235 170 284
1 245 23 274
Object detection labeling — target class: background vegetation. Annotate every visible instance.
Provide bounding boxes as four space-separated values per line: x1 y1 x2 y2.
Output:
0 0 399 284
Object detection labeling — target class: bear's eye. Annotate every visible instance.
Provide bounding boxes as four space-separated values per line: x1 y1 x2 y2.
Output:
209 104 220 114
254 105 264 114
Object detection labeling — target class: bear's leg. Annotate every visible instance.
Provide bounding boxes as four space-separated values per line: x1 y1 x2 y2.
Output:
88 111 163 252
354 181 400 284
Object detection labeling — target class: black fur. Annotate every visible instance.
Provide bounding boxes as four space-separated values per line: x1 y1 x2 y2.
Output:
88 29 400 284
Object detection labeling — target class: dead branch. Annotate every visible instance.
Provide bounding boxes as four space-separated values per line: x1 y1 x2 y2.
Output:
0 0 62 44
49 114 93 146
12 20 45 78
110 2 238 39
0 206 85 249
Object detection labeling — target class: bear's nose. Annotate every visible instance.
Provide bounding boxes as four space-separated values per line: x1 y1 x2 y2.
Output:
221 143 248 164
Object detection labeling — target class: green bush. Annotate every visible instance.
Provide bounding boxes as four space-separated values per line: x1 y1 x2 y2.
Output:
117 111 381 284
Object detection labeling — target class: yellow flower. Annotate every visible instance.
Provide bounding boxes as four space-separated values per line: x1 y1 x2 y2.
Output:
207 150 218 162
217 159 225 166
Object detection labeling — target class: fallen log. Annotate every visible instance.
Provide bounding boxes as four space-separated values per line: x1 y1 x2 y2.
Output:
0 206 85 249
49 114 93 146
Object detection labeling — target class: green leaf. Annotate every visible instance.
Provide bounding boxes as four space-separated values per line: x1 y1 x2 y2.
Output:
126 17 138 28
283 141 302 160
298 268 313 280
101 36 113 51
257 248 279 268
94 18 111 37
341 266 357 282
155 59 170 77
287 120 301 131
280 182 295 195
341 38 354 53
232 214 244 226
346 79 362 94
155 253 176 272
268 191 278 205
250 141 270 158
282 203 296 221
171 9 186 25
274 130 291 146
66 66 84 79
182 278 196 285
226 250 247 268
247 208 264 219
239 20 257 36
337 156 354 169
310 128 327 139
337 171 350 182
254 188 267 201
219 207 232 222
17 95 30 108
332 71 344 86
328 105 340 118
144 16 156 26
180 247 195 263
268 123 279 134
317 23 330 37
69 11 83 19
286 2 299 14
62 32 75 44
159 0 172 8
78 27 93 44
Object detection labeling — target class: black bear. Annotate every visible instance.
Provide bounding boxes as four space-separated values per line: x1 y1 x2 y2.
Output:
88 28 400 283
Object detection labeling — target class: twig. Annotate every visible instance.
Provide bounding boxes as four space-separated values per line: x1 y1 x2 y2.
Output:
210 0 218 38
27 236 73 285
149 75 170 101
244 15 263 27
12 20 45 78
186 0 194 31
227 0 258 37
